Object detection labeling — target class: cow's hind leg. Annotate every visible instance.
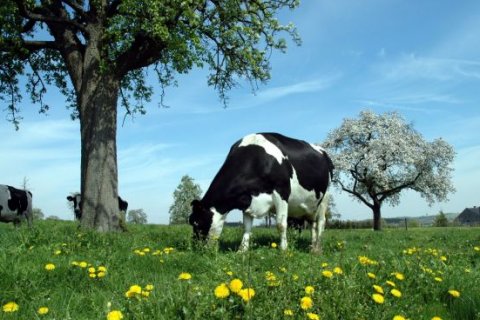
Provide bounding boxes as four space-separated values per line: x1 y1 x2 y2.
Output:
311 194 329 254
274 195 289 251
239 213 253 252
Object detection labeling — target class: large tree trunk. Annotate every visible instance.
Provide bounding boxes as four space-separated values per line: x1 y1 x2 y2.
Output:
78 72 122 231
372 201 382 231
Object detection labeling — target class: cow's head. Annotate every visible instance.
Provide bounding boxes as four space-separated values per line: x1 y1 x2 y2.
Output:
67 193 82 220
189 200 213 241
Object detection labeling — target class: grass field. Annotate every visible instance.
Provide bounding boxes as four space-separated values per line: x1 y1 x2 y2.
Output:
1 221 479 320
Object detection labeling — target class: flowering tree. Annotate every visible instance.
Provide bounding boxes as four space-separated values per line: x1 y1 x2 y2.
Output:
323 110 455 230
169 175 202 225
0 0 300 231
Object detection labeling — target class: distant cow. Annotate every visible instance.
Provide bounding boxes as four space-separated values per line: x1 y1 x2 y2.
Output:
189 133 333 253
67 193 128 220
0 184 33 227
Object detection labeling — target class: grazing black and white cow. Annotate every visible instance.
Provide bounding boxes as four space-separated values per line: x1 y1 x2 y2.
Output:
66 193 128 220
189 132 333 253
0 184 33 227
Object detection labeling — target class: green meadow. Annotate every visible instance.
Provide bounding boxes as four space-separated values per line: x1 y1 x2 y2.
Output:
1 221 479 320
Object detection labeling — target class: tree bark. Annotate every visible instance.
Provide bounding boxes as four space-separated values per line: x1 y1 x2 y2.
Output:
372 201 382 231
78 72 122 231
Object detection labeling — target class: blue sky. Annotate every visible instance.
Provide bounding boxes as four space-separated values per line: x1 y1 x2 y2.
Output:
1 0 479 224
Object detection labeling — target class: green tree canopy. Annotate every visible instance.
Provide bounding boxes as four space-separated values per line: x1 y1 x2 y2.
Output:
323 110 455 231
169 175 202 224
127 209 148 225
0 0 300 231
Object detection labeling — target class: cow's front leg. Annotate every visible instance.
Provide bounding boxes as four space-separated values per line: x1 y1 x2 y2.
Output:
311 194 328 254
239 213 253 252
274 197 289 251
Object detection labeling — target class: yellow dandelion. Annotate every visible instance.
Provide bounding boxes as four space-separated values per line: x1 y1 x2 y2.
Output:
107 310 124 320
214 283 230 299
372 293 385 304
333 267 343 274
79 261 88 268
474 246 480 252
322 270 333 278
238 288 255 302
271 242 278 248
440 256 447 262
125 284 142 298
300 296 313 310
431 317 442 320
98 266 107 272
393 316 406 320
71 261 79 266
143 248 151 253
54 250 62 255
229 279 243 293
292 274 299 281
88 267 96 273
89 273 97 279
226 271 233 276
386 280 396 287
141 291 150 298
145 284 154 291
178 272 192 280
321 262 329 267
368 272 376 279
448 290 460 298
305 285 315 295
434 277 443 282
38 307 49 315
391 289 402 298
2 302 19 313
284 309 294 316
393 272 405 280
45 263 56 271
97 271 106 278
307 312 320 320
373 285 384 294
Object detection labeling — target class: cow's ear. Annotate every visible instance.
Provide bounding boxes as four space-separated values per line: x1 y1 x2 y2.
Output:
191 199 201 210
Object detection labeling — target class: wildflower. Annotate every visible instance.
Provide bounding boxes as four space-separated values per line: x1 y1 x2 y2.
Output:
45 263 56 271
280 267 287 273
2 302 19 313
178 272 192 280
79 261 88 268
393 272 405 280
214 283 230 299
125 285 142 298
229 279 243 293
434 277 443 282
300 296 313 310
141 291 150 297
239 288 255 302
305 285 315 295
107 310 124 320
143 248 150 253
448 290 460 298
88 267 96 273
98 266 107 272
431 317 442 320
333 267 343 275
89 273 97 278
38 307 49 315
372 293 385 304
271 242 278 248
358 256 378 265
54 250 62 255
71 261 79 266
373 285 384 294
307 312 320 320
322 270 333 278
386 280 396 287
226 271 233 276
292 274 299 281
163 247 174 254
145 284 154 291
321 262 329 268
284 309 294 316
474 246 480 252
98 271 106 278
368 272 376 279
391 289 402 298
393 316 406 320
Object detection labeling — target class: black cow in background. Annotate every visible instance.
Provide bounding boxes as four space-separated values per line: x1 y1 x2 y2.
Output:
0 184 33 227
67 193 128 220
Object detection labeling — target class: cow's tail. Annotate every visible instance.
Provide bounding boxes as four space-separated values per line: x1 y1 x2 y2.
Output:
26 191 33 228
324 151 335 181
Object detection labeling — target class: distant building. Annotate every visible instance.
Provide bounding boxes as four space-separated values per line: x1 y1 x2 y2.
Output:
455 206 480 226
